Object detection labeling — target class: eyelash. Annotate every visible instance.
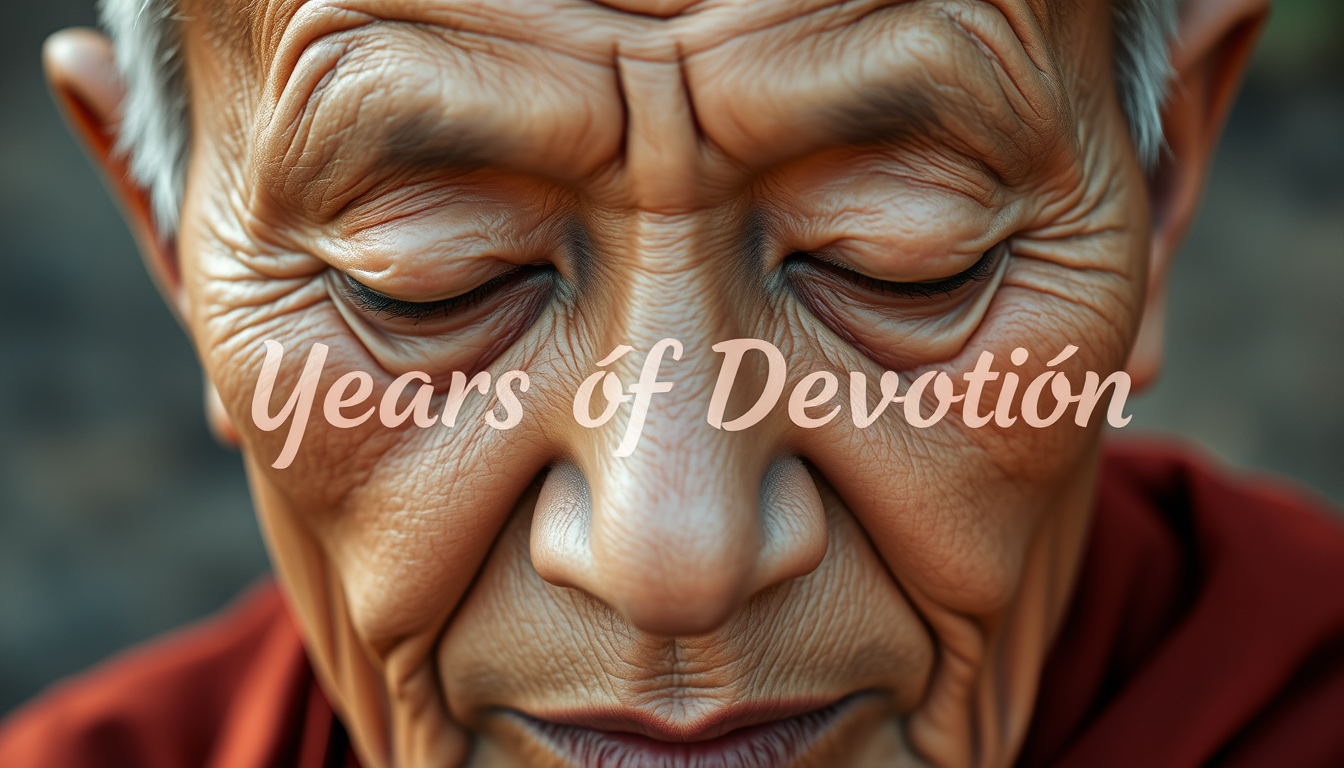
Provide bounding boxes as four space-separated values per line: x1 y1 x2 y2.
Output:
338 240 1001 322
340 266 553 322
786 241 1007 299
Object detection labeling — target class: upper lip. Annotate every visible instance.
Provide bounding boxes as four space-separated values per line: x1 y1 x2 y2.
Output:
521 696 844 741
511 695 863 768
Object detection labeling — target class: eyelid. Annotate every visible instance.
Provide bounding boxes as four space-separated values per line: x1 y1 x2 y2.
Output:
339 265 552 322
790 241 1008 299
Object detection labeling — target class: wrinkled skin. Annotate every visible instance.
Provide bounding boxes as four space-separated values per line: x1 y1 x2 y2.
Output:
43 0 1266 766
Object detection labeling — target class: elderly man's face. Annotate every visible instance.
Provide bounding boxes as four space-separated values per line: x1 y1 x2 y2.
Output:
165 0 1148 765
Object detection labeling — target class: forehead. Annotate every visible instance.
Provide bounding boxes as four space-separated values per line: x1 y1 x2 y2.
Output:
226 0 1058 56
196 0 1092 215
210 0 1078 116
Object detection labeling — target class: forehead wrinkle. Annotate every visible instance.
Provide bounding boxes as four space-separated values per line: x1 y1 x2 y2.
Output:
252 0 638 81
956 0 1067 89
257 30 526 214
689 0 1070 180
208 0 1069 95
244 3 620 184
231 0 1072 211
235 0 923 76
643 0 1066 63
255 20 641 222
638 0 902 58
932 0 1076 172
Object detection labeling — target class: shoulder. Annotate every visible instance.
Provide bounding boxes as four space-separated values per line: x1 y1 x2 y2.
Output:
1089 440 1344 767
1100 439 1344 598
0 581 310 768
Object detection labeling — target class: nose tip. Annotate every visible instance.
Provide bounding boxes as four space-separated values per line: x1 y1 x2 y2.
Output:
530 456 828 637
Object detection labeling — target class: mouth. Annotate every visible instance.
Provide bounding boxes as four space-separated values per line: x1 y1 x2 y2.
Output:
513 695 864 768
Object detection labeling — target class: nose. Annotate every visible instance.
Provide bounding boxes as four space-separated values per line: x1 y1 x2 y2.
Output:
528 51 827 636
531 452 828 636
529 250 830 634
527 210 829 637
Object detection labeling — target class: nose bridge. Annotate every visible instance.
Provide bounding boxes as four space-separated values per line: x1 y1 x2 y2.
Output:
531 210 827 637
602 208 760 453
603 210 766 633
615 209 735 346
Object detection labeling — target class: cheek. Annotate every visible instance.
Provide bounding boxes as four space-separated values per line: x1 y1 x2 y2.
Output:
794 289 1130 615
190 286 564 650
253 380 563 648
771 196 1144 612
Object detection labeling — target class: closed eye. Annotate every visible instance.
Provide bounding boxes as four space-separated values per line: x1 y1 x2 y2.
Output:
339 265 555 323
785 241 1008 300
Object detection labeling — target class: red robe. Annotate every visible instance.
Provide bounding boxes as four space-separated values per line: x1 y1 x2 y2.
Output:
2 440 1342 767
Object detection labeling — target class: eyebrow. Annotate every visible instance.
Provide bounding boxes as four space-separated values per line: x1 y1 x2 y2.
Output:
823 83 944 148
374 86 944 168
372 111 504 175
305 62 998 198
283 105 517 220
808 78 1016 191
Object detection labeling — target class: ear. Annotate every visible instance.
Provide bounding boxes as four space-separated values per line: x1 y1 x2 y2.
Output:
1124 0 1268 390
43 29 240 446
43 28 186 320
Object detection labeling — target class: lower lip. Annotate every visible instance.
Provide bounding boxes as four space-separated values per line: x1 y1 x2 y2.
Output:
518 698 857 768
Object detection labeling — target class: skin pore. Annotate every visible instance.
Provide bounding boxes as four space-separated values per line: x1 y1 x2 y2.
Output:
43 0 1267 766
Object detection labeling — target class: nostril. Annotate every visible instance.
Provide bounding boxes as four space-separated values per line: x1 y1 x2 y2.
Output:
757 457 829 587
529 456 829 636
531 462 593 588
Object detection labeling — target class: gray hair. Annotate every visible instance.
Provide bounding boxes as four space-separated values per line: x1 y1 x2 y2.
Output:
99 0 1180 237
99 0 188 236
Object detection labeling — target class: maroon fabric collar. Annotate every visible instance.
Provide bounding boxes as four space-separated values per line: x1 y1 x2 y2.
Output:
1018 440 1344 768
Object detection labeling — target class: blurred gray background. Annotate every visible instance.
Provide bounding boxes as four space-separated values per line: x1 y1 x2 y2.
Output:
1 0 1341 718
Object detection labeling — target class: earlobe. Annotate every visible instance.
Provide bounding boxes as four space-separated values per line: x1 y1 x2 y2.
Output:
206 380 241 448
43 27 185 319
1124 281 1168 391
1126 0 1268 391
